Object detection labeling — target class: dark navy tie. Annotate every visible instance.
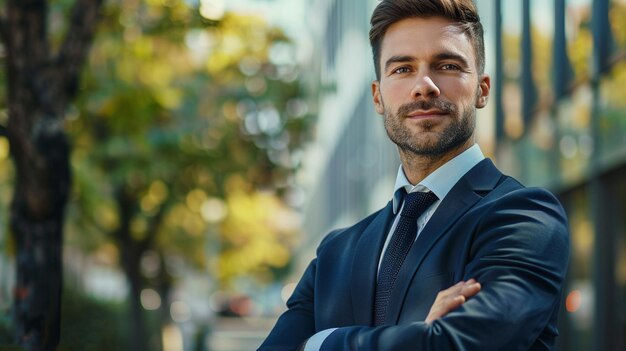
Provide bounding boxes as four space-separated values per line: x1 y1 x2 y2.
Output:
374 190 438 326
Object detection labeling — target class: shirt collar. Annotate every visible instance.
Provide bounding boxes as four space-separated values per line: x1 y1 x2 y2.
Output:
392 144 485 214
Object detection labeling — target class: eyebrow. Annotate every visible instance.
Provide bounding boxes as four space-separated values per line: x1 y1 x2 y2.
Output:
384 55 415 73
384 51 471 72
433 52 470 68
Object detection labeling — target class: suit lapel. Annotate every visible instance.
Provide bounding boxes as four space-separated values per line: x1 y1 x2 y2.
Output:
384 159 503 324
350 202 395 326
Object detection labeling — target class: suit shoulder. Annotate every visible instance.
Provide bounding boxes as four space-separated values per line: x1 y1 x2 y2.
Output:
317 206 387 252
478 177 569 242
491 176 565 212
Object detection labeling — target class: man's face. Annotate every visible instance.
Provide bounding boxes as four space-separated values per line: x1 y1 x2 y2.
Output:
372 16 490 157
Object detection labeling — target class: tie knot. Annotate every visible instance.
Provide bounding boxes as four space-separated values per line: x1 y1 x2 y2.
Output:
401 191 438 219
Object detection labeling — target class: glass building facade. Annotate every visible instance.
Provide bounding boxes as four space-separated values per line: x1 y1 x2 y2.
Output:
492 0 626 350
301 0 626 349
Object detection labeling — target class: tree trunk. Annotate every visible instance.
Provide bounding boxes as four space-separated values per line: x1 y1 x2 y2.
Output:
156 251 173 351
125 248 150 351
6 2 68 349
115 187 150 351
114 186 171 351
3 0 102 349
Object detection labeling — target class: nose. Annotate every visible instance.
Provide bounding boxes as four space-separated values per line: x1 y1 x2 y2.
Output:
410 72 440 98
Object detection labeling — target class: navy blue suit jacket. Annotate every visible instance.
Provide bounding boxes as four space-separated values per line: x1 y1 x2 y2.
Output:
259 159 570 350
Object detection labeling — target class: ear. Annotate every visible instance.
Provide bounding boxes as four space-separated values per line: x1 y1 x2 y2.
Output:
475 74 491 109
372 80 385 115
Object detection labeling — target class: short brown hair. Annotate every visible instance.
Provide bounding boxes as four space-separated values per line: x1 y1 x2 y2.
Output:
369 0 485 80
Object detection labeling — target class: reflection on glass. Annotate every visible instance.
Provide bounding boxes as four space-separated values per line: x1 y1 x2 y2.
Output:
523 111 557 186
566 0 593 83
610 0 626 51
556 85 593 184
598 61 626 161
493 1 626 348
502 0 523 138
564 188 595 351
566 289 581 313
616 168 626 349
531 0 554 107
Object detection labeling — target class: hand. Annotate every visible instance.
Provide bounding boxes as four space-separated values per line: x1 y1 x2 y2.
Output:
425 279 481 324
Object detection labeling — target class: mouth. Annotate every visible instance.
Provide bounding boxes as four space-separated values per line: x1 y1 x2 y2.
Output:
406 110 448 119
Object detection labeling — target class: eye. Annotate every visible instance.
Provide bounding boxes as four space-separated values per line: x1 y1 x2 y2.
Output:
392 66 411 74
440 63 461 71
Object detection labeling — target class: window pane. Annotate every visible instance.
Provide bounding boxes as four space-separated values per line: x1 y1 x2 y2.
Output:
598 60 626 162
566 0 593 83
501 0 524 139
562 188 595 351
531 1 554 108
556 85 593 184
610 0 626 52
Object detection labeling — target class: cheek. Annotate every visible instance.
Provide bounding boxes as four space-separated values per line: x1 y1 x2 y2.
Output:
379 85 407 113
382 80 413 97
443 83 478 104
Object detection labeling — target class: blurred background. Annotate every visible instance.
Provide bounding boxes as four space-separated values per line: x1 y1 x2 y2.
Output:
0 0 624 350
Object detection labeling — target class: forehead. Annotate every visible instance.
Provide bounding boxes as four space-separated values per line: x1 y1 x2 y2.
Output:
380 16 476 65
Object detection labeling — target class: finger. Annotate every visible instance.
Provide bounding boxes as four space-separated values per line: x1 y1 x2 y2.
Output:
436 292 468 315
438 280 470 299
443 295 466 310
460 282 481 299
425 294 466 324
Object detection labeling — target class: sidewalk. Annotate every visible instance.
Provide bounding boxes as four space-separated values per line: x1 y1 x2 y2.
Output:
207 317 276 351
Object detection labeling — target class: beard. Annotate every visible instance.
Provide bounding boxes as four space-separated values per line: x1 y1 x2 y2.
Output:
383 98 475 157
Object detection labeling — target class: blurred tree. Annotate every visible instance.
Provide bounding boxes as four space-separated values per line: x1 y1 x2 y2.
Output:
58 287 129 351
63 1 310 349
0 0 103 350
216 181 299 286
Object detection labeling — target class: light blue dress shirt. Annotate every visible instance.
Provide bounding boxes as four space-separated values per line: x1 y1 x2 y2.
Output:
304 144 485 351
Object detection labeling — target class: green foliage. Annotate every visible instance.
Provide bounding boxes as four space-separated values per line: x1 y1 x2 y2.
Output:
58 286 163 351
66 0 312 286
1 0 311 346
58 288 129 351
0 311 16 347
2 287 135 351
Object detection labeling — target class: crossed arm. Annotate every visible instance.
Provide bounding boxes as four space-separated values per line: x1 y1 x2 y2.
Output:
292 280 481 351
424 279 481 324
260 189 570 351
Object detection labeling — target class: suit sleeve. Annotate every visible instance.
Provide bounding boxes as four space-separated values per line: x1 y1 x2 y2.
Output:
257 258 317 351
259 230 343 351
320 187 570 351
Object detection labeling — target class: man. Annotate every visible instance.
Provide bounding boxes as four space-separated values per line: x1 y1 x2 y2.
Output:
259 0 570 349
